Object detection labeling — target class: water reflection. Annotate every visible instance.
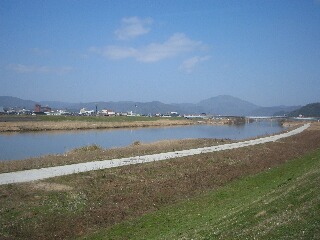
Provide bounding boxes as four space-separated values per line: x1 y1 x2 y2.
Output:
0 120 283 161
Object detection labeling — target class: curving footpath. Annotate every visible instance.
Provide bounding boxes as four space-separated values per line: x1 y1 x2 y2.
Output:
0 123 310 185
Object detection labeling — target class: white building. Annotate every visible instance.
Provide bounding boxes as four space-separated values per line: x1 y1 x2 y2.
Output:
100 109 116 116
79 108 95 115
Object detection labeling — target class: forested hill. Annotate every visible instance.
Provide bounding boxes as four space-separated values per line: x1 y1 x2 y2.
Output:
288 103 320 117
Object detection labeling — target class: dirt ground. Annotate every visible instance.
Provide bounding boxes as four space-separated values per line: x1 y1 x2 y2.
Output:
0 122 319 240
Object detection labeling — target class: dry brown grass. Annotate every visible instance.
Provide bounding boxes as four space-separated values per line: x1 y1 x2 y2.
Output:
0 119 195 132
0 138 230 173
30 182 73 191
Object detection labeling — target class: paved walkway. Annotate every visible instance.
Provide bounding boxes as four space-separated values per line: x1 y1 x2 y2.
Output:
0 123 310 185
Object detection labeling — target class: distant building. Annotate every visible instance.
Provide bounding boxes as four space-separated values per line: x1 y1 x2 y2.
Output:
79 108 95 115
18 109 32 115
34 104 41 112
34 104 51 113
118 112 128 116
100 109 116 116
6 108 17 115
170 112 180 117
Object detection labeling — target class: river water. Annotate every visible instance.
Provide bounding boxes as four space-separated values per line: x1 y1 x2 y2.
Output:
0 120 283 161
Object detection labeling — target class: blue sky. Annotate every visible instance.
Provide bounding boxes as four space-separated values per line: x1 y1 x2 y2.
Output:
1 0 320 107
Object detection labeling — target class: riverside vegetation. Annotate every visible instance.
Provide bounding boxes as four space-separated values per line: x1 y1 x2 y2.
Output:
0 115 195 132
0 115 240 132
0 122 319 239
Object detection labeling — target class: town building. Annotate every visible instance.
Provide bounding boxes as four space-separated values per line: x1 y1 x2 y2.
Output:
100 109 116 116
34 104 51 113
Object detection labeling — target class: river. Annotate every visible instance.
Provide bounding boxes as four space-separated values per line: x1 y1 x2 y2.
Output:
0 120 283 161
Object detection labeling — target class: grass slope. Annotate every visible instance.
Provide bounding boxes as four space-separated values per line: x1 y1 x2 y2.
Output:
85 149 320 240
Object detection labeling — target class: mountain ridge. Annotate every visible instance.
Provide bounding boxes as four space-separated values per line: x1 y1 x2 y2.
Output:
288 103 320 117
0 95 303 116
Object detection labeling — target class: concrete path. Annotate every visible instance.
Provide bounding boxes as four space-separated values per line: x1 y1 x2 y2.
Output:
0 123 310 185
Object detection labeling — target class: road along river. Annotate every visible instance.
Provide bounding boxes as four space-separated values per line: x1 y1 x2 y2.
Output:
0 123 310 185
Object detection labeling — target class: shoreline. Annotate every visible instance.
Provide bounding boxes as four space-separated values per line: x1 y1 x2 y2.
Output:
0 119 197 132
0 124 310 182
0 115 246 132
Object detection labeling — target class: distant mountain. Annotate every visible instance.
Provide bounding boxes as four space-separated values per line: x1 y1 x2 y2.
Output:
0 96 37 109
288 103 320 117
40 101 75 110
196 95 259 116
172 102 205 115
250 105 301 116
1 95 309 117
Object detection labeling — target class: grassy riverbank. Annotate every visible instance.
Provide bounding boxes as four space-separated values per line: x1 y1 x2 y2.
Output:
0 123 319 239
0 115 195 132
86 148 320 239
0 115 237 132
0 138 231 174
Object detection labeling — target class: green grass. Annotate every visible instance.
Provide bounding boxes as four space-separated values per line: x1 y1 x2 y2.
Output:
83 149 320 240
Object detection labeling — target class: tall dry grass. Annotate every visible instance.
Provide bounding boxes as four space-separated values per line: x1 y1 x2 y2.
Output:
0 138 229 173
0 119 195 132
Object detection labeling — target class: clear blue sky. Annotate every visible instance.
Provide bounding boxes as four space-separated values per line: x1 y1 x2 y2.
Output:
1 0 320 107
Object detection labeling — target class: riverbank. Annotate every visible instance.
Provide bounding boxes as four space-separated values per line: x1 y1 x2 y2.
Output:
0 138 231 174
0 123 319 239
0 118 195 132
0 115 244 132
0 119 195 132
0 124 308 184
